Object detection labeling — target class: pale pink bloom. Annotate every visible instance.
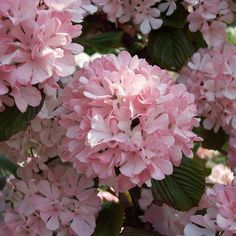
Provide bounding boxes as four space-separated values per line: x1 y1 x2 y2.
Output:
0 210 52 236
10 86 42 113
184 223 215 236
144 203 197 235
207 164 234 185
158 0 177 16
196 147 219 159
189 178 236 235
187 0 235 47
44 0 97 23
0 0 38 25
93 0 163 34
202 21 226 47
133 0 163 34
178 44 236 134
97 190 119 203
138 189 153 210
228 133 236 169
0 1 83 111
60 51 200 191
0 166 100 236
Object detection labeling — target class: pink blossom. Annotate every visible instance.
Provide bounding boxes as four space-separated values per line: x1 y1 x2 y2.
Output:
60 51 200 192
188 177 236 235
144 203 197 235
44 0 97 23
187 0 235 47
133 0 163 34
93 0 165 34
0 165 100 236
206 164 234 185
158 0 177 16
178 44 236 134
228 133 236 169
0 0 83 111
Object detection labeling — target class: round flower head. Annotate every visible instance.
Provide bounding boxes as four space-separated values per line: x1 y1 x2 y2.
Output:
60 51 200 192
178 43 236 134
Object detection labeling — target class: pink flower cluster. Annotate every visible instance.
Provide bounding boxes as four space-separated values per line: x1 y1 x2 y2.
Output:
92 0 176 34
186 177 236 235
187 0 235 47
60 51 200 192
0 0 98 112
0 165 101 236
178 43 236 166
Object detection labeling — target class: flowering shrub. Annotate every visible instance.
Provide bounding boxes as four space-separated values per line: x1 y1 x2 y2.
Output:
0 0 236 235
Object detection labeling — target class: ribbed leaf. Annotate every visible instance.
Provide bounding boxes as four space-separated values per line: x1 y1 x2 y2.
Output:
93 203 124 236
0 96 44 141
200 126 228 151
120 227 158 236
78 31 124 55
151 157 205 211
0 155 17 176
148 28 195 71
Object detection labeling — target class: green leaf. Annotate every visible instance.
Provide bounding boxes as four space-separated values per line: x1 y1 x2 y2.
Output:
199 125 228 151
186 30 207 51
151 157 205 211
120 227 158 236
93 203 124 236
147 28 195 71
0 96 44 142
0 155 17 176
78 31 124 55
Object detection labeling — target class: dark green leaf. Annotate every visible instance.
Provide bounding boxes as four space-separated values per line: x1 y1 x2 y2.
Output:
120 227 158 236
147 28 195 71
78 31 124 55
186 30 207 51
93 203 124 236
0 95 44 141
200 126 228 151
151 157 205 211
0 155 17 176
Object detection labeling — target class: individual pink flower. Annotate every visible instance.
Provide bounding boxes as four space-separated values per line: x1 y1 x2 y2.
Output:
133 0 163 34
60 51 201 192
158 0 177 16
